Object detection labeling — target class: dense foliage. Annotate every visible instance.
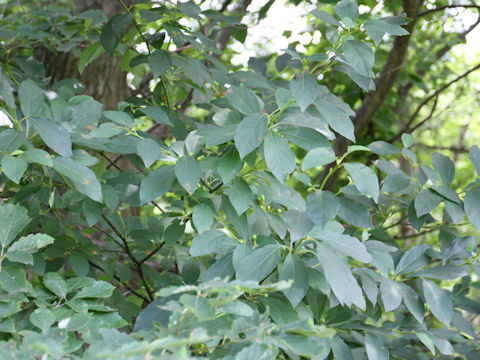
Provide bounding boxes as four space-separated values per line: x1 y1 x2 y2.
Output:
0 0 479 358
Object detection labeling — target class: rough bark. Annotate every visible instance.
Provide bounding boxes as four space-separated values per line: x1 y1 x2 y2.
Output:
35 0 131 109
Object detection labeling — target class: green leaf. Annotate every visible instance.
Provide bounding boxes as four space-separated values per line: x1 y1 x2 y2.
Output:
317 243 365 309
290 72 318 112
226 86 262 115
0 204 30 248
1 155 27 184
469 145 480 176
334 0 359 22
337 197 373 228
148 49 172 77
312 9 341 26
139 165 175 204
278 126 330 150
306 191 338 229
103 110 133 127
101 14 132 55
302 147 336 170
342 40 374 77
192 204 214 232
236 244 282 281
464 188 480 232
228 177 253 215
29 306 55 332
18 79 47 118
409 264 469 280
74 280 115 299
0 129 27 154
395 244 429 275
279 254 309 307
344 162 379 202
331 336 353 360
422 279 453 327
380 277 402 312
0 73 15 109
443 236 476 262
31 117 72 157
365 334 389 360
264 131 295 182
282 209 314 243
141 106 172 126
414 188 443 216
52 157 103 202
137 138 161 168
217 148 242 184
234 113 268 158
43 272 67 298
70 252 90 277
175 155 201 193
7 233 53 253
23 149 53 166
180 294 215 320
432 152 454 186
190 230 237 257
400 283 424 323
365 19 409 45
368 141 400 155
312 230 371 263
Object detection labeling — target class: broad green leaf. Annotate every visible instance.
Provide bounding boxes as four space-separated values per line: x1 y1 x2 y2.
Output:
0 204 30 248
31 117 72 157
23 149 53 166
29 306 55 332
43 272 67 298
134 295 180 331
217 300 253 317
312 9 341 26
139 165 175 204
279 254 308 307
182 259 200 284
312 230 371 263
416 332 436 355
203 253 235 282
100 14 132 54
141 106 172 126
137 138 161 167
334 0 359 22
180 294 215 320
289 72 318 112
444 199 464 224
282 209 314 243
52 157 103 202
226 86 262 115
344 162 379 202
365 18 409 45
217 148 242 184
175 155 201 193
275 87 291 109
228 177 253 215
1 155 27 184
331 336 353 360
236 244 282 281
342 40 374 77
18 79 48 118
469 145 480 176
380 278 402 312
337 197 373 228
443 236 476 262
0 129 27 154
381 173 411 193
414 188 443 216
103 110 133 127
278 126 330 150
148 49 172 77
72 99 103 129
0 73 15 109
422 279 453 327
400 283 424 323
306 191 338 229
70 252 90 276
7 233 53 253
401 133 413 148
409 264 469 280
190 230 237 257
74 280 115 299
192 204 214 232
464 188 480 231
432 152 454 186
395 244 430 275
368 141 400 155
302 147 336 170
365 334 389 360
234 113 268 158
264 131 295 182
317 243 365 309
